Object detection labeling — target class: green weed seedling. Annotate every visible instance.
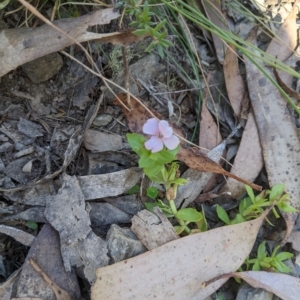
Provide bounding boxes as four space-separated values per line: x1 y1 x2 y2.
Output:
244 241 293 273
127 118 207 235
216 184 298 225
115 0 172 58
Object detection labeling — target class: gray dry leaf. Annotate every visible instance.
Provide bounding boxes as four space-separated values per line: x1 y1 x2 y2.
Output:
0 225 35 246
232 271 300 300
91 210 269 299
175 141 226 208
16 224 81 300
0 8 120 76
244 31 300 237
220 112 263 198
44 174 109 283
78 167 142 200
131 207 179 250
266 4 298 64
199 99 223 193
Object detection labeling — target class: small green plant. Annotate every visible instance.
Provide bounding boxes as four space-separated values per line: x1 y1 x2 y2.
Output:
244 241 293 273
216 184 298 225
127 118 207 234
115 0 172 58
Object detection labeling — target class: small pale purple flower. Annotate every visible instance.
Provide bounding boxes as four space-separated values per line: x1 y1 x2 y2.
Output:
143 118 180 153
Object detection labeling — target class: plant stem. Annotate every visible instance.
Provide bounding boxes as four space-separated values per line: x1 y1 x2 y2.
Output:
169 200 191 234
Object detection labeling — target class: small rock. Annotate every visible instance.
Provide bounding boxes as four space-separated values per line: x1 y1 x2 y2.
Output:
84 129 123 152
22 53 63 83
22 159 34 173
236 282 273 300
90 203 132 226
4 157 32 184
0 142 13 153
0 159 5 173
93 114 113 126
18 118 44 138
105 54 165 103
106 224 147 263
104 194 144 216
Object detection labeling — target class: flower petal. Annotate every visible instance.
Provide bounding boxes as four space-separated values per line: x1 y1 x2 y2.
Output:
162 135 180 150
143 118 159 136
158 120 173 138
145 136 164 153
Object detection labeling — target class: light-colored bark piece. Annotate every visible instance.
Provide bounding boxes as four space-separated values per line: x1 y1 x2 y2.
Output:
220 112 263 198
131 207 179 250
78 168 142 200
244 31 300 238
84 129 123 152
44 174 109 283
91 211 268 300
0 8 120 76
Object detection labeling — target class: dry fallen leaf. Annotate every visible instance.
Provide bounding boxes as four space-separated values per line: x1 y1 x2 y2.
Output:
266 3 298 64
200 0 229 64
230 271 300 300
91 210 269 299
16 224 81 299
286 231 300 251
199 100 223 193
223 46 244 118
114 93 262 191
0 270 21 300
0 225 35 246
244 30 300 240
220 112 264 198
29 259 72 300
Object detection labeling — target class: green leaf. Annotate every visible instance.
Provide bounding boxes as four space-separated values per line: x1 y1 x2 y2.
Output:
26 220 38 230
195 206 208 232
138 152 154 168
273 260 291 273
277 202 299 213
144 164 163 178
174 225 186 235
149 148 178 165
127 133 146 154
125 184 140 195
133 29 148 36
175 208 203 222
257 241 266 260
245 185 255 202
216 205 230 225
252 260 260 271
231 214 245 224
157 44 164 59
147 186 159 199
276 252 293 261
269 184 285 201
